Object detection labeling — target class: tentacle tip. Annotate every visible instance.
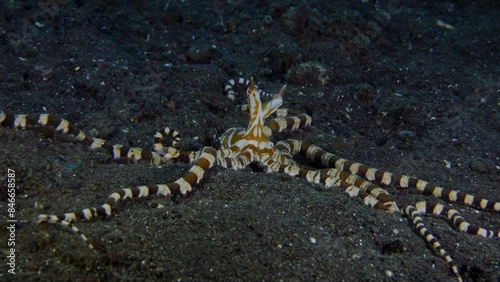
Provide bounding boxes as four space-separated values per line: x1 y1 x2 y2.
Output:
386 202 400 213
249 77 255 91
277 84 287 97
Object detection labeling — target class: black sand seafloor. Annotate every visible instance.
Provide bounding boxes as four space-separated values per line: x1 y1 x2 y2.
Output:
0 1 498 281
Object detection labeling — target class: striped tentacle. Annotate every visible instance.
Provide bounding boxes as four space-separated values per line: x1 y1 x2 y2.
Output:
36 146 217 250
275 108 306 117
1 111 92 146
259 148 296 172
151 126 203 164
165 147 202 164
153 126 181 160
275 140 299 165
404 204 463 282
226 79 312 137
274 163 391 211
409 201 499 238
216 150 253 170
323 168 399 212
224 77 312 138
276 140 398 212
283 139 500 212
224 77 272 101
0 111 161 165
264 113 312 136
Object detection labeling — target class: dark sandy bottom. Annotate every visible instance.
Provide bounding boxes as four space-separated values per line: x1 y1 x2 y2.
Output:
0 1 499 282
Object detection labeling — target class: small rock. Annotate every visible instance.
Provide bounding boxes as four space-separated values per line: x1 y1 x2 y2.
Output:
469 160 489 174
286 61 329 86
186 44 217 64
397 130 415 140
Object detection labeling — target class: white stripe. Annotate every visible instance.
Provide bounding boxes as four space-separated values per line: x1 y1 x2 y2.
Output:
0 111 5 124
48 215 59 224
291 140 302 154
306 171 316 183
284 165 300 176
345 186 360 197
113 144 122 159
480 199 488 209
365 168 377 181
432 187 443 197
291 116 301 130
14 115 27 128
90 138 105 149
349 163 361 174
464 194 474 205
448 190 458 201
63 212 77 222
157 184 171 196
306 145 319 160
425 234 435 242
458 221 470 232
75 130 86 141
191 165 205 184
320 152 333 167
123 188 133 200
102 204 112 216
82 209 92 220
432 203 444 215
128 148 142 161
447 209 460 221
415 201 426 212
477 228 489 238
56 119 70 133
38 114 49 125
363 195 379 207
275 118 287 131
399 175 410 187
381 172 392 185
108 193 121 205
335 158 347 170
175 177 192 195
138 186 150 197
416 180 428 191
324 176 340 188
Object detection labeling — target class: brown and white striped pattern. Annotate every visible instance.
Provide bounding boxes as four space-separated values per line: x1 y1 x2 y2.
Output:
225 77 312 135
404 204 463 282
0 111 162 165
219 78 310 170
408 201 498 238
36 146 217 250
1 76 497 282
278 139 500 213
224 77 273 101
0 77 309 251
154 126 181 150
276 162 394 211
265 113 312 135
274 138 499 281
401 200 499 282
